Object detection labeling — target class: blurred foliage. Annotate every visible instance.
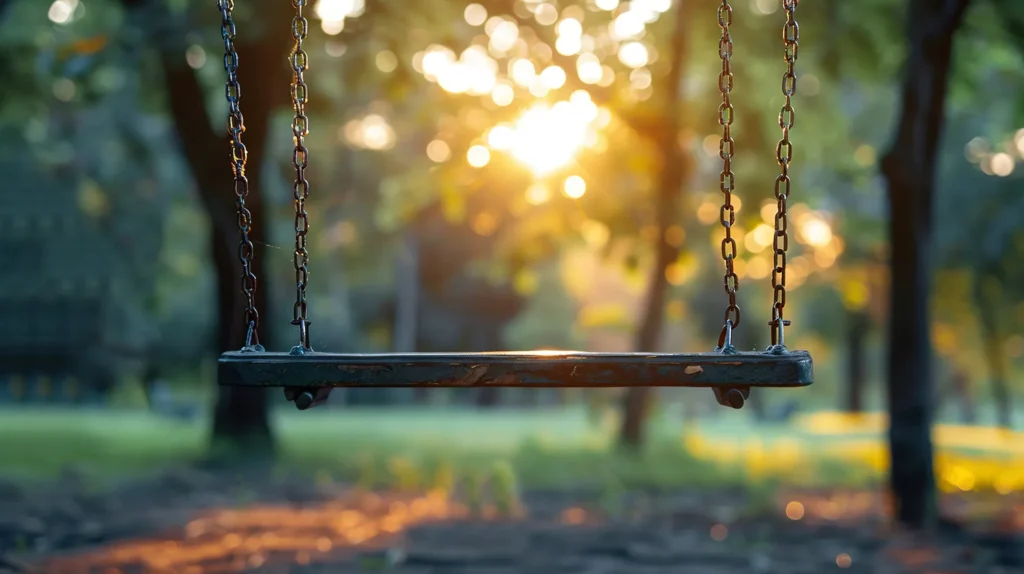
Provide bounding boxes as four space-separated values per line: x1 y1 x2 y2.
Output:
1 0 1024 410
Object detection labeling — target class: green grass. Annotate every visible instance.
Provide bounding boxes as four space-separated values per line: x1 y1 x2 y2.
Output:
0 406 876 492
4 406 1021 507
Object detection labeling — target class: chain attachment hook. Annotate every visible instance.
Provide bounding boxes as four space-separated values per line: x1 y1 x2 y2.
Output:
767 317 791 354
241 320 265 353
290 319 311 354
715 320 737 355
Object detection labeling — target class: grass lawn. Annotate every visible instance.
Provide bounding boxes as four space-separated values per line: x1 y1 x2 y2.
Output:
1 407 1021 495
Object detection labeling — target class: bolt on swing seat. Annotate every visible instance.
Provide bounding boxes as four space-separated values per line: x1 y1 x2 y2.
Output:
214 0 812 411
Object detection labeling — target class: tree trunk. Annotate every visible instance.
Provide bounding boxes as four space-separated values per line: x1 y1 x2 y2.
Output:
394 232 420 353
143 0 293 457
619 0 694 450
949 368 976 424
394 233 429 404
878 0 972 529
844 310 870 413
976 276 1012 429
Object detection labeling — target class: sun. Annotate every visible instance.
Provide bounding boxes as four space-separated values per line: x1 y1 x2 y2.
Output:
487 93 600 177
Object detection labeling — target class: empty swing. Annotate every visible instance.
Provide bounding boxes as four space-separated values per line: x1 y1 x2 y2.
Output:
215 0 813 410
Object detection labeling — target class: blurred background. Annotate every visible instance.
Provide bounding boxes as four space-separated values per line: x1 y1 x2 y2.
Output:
1 0 1023 572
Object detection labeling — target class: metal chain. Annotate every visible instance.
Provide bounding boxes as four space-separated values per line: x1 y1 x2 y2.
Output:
290 0 312 351
218 0 260 348
716 0 740 349
770 0 799 348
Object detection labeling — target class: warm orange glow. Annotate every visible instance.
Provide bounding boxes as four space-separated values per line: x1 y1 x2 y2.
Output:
489 98 599 176
710 523 728 541
426 139 451 162
799 217 833 247
41 491 460 573
342 115 396 151
560 507 588 524
785 500 805 520
697 200 718 224
525 182 551 205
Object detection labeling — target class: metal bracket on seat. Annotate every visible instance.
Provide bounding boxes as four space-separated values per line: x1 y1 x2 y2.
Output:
218 350 812 409
712 386 750 409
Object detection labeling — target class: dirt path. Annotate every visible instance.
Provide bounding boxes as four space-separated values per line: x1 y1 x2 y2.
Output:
0 468 1020 573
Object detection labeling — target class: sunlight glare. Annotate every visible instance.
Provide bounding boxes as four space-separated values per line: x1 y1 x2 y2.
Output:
426 140 451 162
362 122 391 150
540 65 567 89
800 218 832 247
630 0 666 23
630 68 652 90
611 12 645 40
576 53 603 84
747 223 774 253
467 145 491 168
421 46 456 81
510 58 537 86
491 83 515 106
990 152 1015 176
502 100 596 176
533 3 558 26
618 42 649 68
564 175 587 198
375 50 398 73
47 0 77 24
438 64 472 94
359 115 395 150
464 3 487 26
488 20 520 52
525 182 551 205
529 78 551 98
316 0 362 22
322 18 344 35
487 125 516 150
557 18 583 38
556 35 583 56
343 115 395 151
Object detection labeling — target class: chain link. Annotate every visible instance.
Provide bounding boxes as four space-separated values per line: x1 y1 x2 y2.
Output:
717 0 740 337
218 0 260 348
770 0 799 348
290 0 312 350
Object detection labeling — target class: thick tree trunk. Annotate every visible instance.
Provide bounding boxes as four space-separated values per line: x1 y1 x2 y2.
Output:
976 276 1012 429
619 0 694 450
844 310 870 413
141 0 293 457
878 0 971 529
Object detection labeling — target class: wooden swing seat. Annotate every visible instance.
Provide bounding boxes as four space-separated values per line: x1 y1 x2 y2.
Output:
218 349 813 389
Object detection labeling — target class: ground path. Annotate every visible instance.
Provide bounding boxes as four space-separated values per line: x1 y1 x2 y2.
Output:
0 468 1021 574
